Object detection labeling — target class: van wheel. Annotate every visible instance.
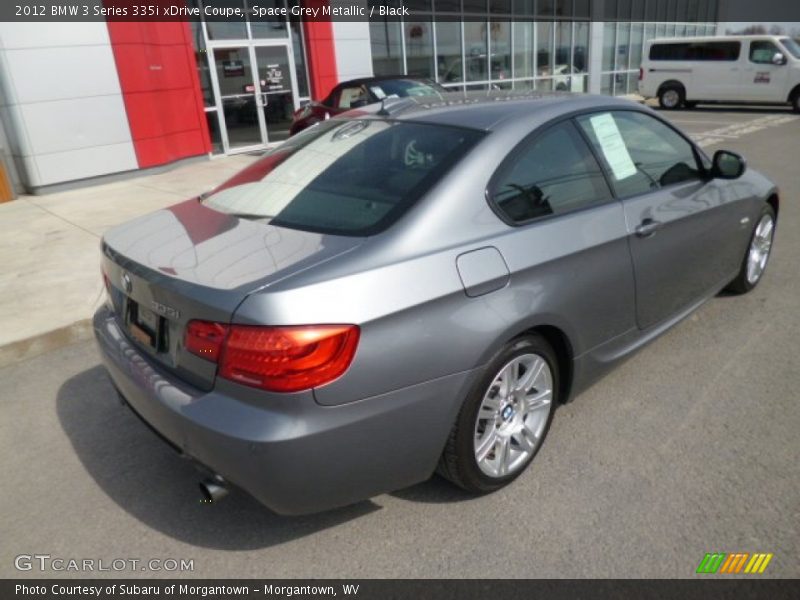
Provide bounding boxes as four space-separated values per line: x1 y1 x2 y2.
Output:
684 101 698 109
658 85 684 109
792 92 800 113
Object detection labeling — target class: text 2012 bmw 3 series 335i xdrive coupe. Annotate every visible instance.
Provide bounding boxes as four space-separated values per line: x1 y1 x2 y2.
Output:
94 93 778 515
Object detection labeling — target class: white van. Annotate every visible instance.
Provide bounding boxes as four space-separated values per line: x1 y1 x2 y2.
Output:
639 35 800 111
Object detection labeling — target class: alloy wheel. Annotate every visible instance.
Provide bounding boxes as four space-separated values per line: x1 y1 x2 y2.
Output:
746 214 775 285
473 353 553 478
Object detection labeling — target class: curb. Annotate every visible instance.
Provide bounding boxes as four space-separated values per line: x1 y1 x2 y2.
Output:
0 319 94 369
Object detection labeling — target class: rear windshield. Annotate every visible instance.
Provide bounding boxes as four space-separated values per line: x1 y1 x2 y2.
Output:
203 120 483 236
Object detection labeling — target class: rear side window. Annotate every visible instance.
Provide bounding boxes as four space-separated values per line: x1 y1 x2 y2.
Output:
203 120 483 236
649 42 741 61
490 121 612 225
577 111 702 199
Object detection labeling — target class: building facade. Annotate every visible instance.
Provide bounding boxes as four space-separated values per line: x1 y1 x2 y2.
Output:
0 0 719 194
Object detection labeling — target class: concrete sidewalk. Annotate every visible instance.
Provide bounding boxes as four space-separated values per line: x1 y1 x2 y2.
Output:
0 153 259 367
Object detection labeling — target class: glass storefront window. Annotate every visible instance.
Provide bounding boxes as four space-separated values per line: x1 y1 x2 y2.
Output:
555 21 571 70
615 22 630 71
464 22 488 82
536 21 554 77
630 23 644 71
490 22 512 81
370 20 403 76
513 21 534 79
213 47 254 96
602 22 616 72
405 21 435 79
574 22 589 73
437 21 463 84
205 110 223 154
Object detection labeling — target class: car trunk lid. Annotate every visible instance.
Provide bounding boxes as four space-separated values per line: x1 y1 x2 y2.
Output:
101 198 363 391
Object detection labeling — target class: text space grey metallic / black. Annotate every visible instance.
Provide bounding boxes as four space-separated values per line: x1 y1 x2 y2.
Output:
94 93 778 515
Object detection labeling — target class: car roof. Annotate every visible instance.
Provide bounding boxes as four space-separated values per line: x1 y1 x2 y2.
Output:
350 91 644 132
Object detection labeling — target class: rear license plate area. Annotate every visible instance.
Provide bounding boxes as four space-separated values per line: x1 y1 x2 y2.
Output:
126 301 163 351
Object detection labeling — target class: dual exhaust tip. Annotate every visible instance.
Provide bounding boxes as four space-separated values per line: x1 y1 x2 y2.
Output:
199 476 228 503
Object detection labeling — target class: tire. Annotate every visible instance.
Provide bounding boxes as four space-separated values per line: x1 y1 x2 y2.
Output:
658 84 684 110
438 335 558 493
726 204 776 294
792 92 800 113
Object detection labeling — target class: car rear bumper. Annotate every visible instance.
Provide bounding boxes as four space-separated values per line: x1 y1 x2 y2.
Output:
93 306 477 515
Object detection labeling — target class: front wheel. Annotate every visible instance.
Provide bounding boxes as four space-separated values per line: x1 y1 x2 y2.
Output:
726 204 776 294
792 92 800 113
438 335 558 492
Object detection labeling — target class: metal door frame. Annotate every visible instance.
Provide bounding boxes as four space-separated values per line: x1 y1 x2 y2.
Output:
200 0 301 153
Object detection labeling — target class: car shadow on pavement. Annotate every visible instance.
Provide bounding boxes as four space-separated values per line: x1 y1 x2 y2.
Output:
56 366 380 550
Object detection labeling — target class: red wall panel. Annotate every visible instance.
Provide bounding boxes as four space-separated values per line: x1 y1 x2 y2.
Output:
106 21 210 169
301 0 338 101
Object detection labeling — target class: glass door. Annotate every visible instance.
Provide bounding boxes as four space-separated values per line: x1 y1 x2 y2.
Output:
211 46 267 152
253 45 297 143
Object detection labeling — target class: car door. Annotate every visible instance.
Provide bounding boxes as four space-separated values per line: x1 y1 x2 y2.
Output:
742 39 790 102
576 110 743 330
488 120 636 351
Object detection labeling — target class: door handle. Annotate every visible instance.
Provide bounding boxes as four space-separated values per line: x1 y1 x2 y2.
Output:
635 218 663 238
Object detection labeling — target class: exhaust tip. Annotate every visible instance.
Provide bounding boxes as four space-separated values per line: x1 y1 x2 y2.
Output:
199 478 228 503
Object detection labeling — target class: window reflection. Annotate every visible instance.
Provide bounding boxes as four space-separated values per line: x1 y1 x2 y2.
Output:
370 20 403 76
464 22 488 82
490 22 511 81
437 22 463 83
405 21 435 78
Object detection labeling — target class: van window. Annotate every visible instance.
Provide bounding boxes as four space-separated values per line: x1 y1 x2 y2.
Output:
649 42 741 61
749 41 781 64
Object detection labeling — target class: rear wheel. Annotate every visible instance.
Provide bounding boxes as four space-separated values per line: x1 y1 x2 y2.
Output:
726 204 776 294
658 84 684 109
438 335 558 492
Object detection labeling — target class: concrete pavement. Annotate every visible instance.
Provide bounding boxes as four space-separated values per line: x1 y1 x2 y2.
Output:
0 154 258 367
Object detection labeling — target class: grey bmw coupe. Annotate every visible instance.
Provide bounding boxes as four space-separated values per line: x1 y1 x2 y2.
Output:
95 93 778 515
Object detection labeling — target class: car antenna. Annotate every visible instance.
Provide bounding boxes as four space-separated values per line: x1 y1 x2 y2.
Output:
377 97 390 116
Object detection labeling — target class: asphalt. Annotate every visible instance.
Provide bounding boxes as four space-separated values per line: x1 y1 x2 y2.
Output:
1 105 798 579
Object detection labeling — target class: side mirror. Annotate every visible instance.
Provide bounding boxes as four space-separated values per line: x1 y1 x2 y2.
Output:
772 52 787 65
711 150 746 179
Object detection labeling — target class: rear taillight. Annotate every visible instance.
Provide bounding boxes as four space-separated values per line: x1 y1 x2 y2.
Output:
639 67 644 81
185 321 359 393
185 320 228 362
